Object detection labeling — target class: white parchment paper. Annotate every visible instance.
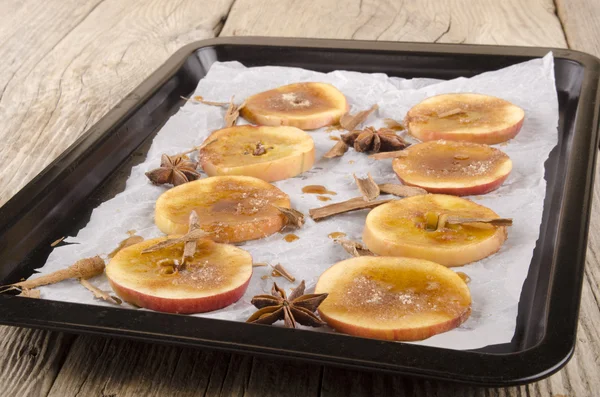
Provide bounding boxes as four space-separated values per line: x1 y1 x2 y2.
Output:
33 53 558 350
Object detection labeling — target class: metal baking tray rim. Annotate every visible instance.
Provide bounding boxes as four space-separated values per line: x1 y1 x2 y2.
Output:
0 37 599 386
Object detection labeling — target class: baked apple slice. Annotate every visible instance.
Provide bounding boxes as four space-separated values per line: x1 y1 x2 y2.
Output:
199 125 315 182
106 237 252 314
155 176 290 242
240 82 348 130
362 194 507 266
405 93 524 144
393 140 512 196
315 256 471 341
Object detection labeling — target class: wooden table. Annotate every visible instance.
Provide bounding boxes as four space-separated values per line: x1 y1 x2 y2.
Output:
1 1 599 395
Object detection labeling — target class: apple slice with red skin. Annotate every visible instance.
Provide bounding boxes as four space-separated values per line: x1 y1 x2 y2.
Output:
392 140 512 196
405 93 524 144
240 82 348 130
315 256 471 341
155 176 290 243
106 237 252 314
363 194 508 267
199 125 315 182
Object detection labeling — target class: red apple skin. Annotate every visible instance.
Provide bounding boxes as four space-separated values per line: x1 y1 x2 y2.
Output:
318 307 471 341
362 195 508 267
392 140 512 196
239 82 349 130
109 277 251 314
315 256 472 340
412 117 524 145
363 226 507 267
397 173 510 197
199 125 315 182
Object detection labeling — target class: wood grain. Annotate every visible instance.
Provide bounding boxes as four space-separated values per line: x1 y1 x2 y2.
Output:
47 337 253 397
48 336 323 397
221 0 567 47
0 326 75 397
556 0 600 57
0 0 232 395
0 0 234 207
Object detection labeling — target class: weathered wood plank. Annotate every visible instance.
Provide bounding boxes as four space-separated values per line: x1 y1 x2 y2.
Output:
556 0 600 57
49 338 323 397
0 0 234 206
244 357 322 397
0 1 233 396
221 0 567 47
0 2 113 395
47 336 253 397
0 326 75 397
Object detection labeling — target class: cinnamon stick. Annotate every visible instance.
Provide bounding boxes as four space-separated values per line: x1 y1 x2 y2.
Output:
354 173 380 201
309 197 393 221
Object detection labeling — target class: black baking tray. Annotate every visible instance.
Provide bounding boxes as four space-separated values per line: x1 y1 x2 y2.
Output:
0 37 599 386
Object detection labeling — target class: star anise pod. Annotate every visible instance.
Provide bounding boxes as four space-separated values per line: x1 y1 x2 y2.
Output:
246 280 328 328
145 154 201 186
341 127 409 153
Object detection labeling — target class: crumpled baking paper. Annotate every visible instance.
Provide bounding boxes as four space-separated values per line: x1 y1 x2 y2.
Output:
33 53 558 350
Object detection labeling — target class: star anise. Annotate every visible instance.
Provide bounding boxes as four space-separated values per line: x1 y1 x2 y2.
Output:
145 154 201 186
341 127 409 153
246 280 328 328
